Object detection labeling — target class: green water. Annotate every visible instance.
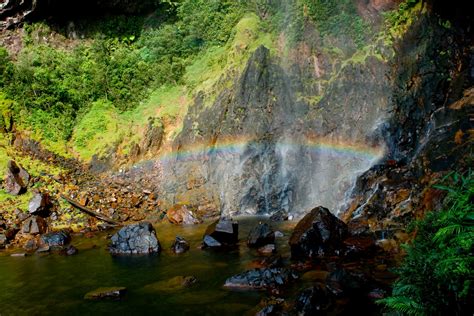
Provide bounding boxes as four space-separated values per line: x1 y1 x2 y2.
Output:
0 217 296 316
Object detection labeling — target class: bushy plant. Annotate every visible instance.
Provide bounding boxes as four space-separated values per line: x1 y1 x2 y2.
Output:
379 171 474 315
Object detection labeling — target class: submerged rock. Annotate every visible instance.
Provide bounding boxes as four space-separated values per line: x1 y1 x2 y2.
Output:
295 285 333 315
143 276 197 292
21 216 48 234
109 222 161 255
247 223 275 248
171 236 190 254
202 217 238 248
224 268 297 291
4 160 30 196
84 287 127 300
40 230 71 247
28 193 51 216
289 206 348 260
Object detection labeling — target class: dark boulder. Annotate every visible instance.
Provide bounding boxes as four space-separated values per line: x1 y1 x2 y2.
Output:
4 160 30 195
289 206 348 260
109 222 161 255
28 193 51 216
84 287 127 300
224 268 297 291
40 230 71 247
295 285 333 315
21 216 48 234
256 304 283 316
171 236 190 254
202 217 238 248
325 269 364 297
247 223 275 248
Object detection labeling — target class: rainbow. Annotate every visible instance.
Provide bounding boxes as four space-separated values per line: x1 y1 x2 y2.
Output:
149 134 385 165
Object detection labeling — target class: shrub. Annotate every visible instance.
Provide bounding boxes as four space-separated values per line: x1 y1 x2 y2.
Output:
378 171 474 315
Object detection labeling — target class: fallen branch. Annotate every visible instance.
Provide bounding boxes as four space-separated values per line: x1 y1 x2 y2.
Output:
60 194 121 226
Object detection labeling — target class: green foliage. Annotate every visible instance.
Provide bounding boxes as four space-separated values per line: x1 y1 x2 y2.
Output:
378 171 474 315
301 0 371 48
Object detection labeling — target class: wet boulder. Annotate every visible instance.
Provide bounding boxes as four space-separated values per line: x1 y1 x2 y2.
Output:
289 206 348 260
202 217 238 248
295 285 333 315
84 287 127 300
247 223 275 248
40 230 71 247
224 268 297 291
171 236 190 254
21 216 48 234
28 193 51 216
167 204 201 225
269 210 289 222
4 160 30 195
109 222 161 255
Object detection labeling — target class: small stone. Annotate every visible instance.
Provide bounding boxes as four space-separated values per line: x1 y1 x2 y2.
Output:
258 244 276 255
109 222 160 255
11 253 27 257
41 231 71 247
36 245 50 253
247 223 275 248
202 217 238 248
171 236 190 254
4 160 29 195
64 245 78 256
28 193 51 216
21 216 48 234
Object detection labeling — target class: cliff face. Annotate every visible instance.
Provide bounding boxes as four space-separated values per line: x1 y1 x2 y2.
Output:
154 0 472 225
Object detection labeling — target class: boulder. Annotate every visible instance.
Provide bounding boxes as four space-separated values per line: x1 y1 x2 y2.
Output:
325 269 364 297
171 236 190 254
28 193 51 216
64 245 78 256
247 223 275 248
109 222 161 255
269 210 289 221
21 216 48 234
256 304 282 316
40 230 71 247
167 204 201 225
295 285 333 315
289 206 348 260
84 287 127 300
224 268 297 291
202 217 238 248
4 160 30 195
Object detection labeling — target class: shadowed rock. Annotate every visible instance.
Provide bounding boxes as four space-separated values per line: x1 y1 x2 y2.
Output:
28 193 51 216
4 160 29 195
289 206 348 260
202 217 238 248
295 285 333 315
21 216 47 234
247 223 275 248
109 222 160 255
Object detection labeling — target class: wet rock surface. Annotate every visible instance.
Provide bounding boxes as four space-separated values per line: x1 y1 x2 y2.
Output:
289 206 348 260
295 285 333 315
247 223 275 248
84 287 127 300
224 268 297 291
40 231 71 247
109 222 160 255
202 217 238 248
